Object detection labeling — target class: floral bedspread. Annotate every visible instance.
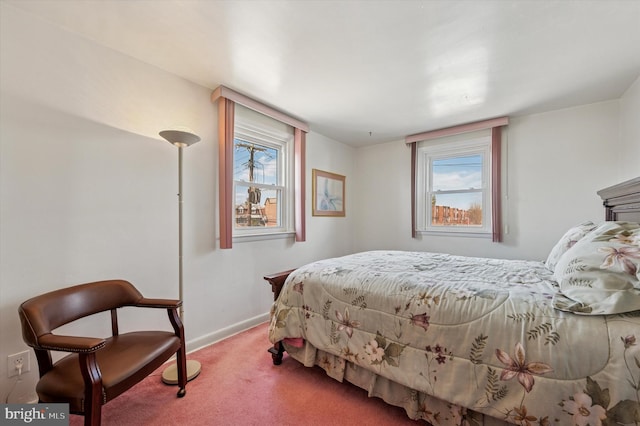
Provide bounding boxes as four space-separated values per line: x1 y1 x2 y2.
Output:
268 250 640 425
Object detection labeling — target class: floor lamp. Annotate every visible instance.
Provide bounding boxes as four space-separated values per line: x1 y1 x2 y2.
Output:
159 129 202 384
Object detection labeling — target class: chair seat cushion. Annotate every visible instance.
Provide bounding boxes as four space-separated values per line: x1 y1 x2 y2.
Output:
36 331 181 411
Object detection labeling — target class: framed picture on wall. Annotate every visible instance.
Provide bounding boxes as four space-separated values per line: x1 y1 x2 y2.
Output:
312 169 345 217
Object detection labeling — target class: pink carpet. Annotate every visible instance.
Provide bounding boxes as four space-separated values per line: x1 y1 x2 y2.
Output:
70 322 421 425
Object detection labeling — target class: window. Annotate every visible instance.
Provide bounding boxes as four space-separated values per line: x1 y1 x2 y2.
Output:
407 117 507 242
214 85 308 249
233 106 294 237
417 134 492 235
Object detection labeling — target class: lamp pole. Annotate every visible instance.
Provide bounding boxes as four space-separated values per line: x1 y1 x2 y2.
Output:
159 129 202 384
178 145 185 320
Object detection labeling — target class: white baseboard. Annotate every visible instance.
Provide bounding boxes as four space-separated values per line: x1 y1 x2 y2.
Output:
185 312 270 354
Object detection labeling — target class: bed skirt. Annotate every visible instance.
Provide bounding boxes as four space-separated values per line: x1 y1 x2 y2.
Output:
283 340 512 426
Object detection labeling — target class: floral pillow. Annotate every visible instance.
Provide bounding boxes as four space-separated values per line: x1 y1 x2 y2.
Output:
545 221 597 272
552 221 640 315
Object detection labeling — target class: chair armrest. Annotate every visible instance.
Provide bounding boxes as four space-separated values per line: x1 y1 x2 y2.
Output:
38 333 105 353
134 298 182 309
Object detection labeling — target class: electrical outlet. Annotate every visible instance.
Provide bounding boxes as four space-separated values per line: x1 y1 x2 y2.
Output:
7 350 30 377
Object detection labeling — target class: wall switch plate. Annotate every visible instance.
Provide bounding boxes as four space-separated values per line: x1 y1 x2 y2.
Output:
7 350 30 377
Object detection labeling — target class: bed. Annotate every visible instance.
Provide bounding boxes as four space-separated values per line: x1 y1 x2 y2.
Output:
267 177 640 425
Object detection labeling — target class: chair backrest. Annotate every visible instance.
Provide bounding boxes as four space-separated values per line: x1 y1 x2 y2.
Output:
19 280 144 348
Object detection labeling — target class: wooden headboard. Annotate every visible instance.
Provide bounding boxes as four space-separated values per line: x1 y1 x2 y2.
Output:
597 176 640 222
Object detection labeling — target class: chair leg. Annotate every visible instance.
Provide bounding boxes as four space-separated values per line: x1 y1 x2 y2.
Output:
168 307 188 397
80 353 103 426
176 346 187 397
84 405 102 426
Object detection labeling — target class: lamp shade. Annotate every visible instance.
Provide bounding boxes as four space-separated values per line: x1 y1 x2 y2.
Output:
159 129 201 147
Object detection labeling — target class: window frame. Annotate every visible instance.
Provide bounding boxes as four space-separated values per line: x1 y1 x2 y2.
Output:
416 136 493 236
232 119 294 238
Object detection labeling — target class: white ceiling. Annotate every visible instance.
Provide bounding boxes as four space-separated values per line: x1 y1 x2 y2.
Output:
6 0 640 146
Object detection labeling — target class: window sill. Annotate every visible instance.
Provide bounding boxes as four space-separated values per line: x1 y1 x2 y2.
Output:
232 231 295 244
418 230 492 239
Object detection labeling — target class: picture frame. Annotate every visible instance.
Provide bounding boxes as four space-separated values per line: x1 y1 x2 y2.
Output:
312 169 345 217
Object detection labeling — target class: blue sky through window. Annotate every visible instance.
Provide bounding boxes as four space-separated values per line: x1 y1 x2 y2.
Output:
233 139 278 185
432 154 482 209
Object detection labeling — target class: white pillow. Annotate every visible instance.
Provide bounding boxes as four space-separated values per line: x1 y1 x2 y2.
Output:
545 221 597 272
552 221 640 315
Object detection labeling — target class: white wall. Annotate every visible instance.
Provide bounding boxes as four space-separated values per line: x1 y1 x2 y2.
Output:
353 100 621 261
0 4 354 401
618 75 640 181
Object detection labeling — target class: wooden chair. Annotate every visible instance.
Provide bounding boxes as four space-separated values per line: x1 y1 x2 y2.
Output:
18 280 188 426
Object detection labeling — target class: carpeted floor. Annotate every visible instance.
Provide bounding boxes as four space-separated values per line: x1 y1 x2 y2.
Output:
70 322 421 425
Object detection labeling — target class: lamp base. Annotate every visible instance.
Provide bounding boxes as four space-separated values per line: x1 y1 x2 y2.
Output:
161 359 201 385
